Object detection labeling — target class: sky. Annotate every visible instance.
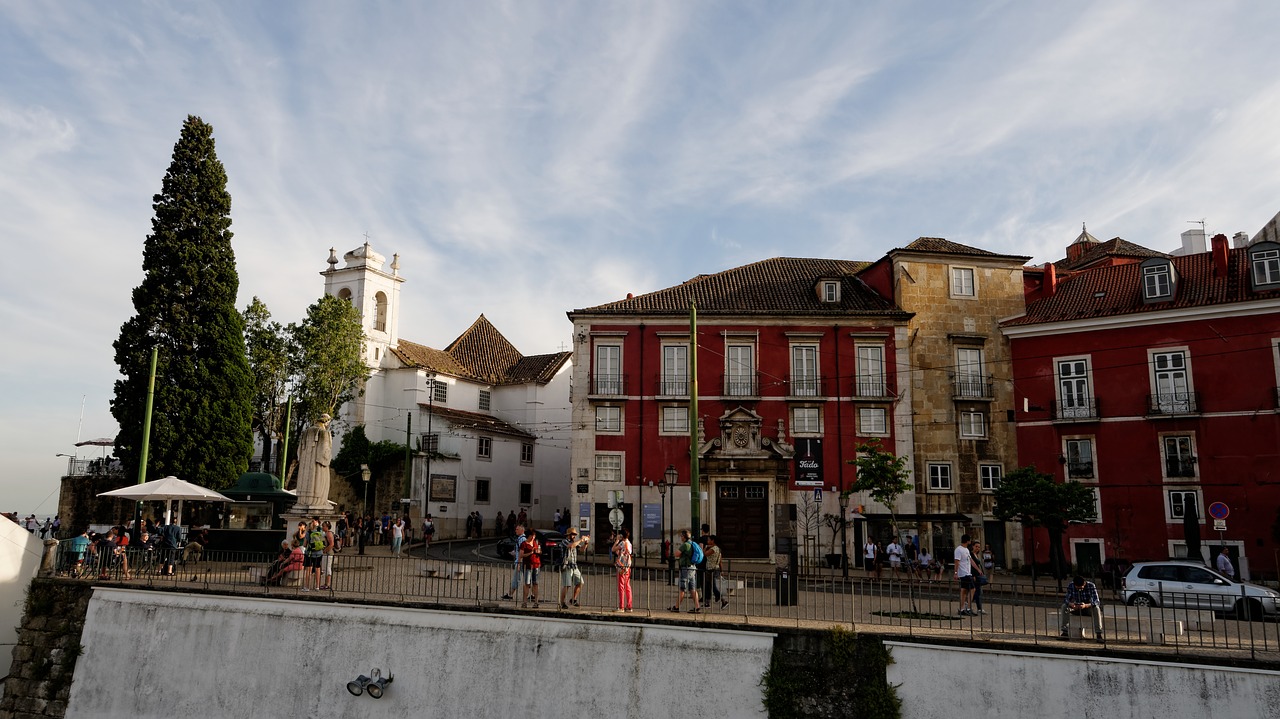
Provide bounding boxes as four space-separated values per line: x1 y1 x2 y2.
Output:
3 1 1280 517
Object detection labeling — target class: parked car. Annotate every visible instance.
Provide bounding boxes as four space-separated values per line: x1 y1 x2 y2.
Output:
495 530 568 567
1121 561 1280 619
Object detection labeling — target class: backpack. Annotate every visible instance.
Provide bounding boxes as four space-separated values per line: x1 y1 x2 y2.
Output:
308 529 325 552
689 541 704 565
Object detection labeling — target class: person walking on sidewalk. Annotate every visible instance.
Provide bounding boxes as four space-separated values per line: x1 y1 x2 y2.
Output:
502 525 527 601
954 534 975 616
613 529 633 612
669 529 701 613
390 515 405 557
702 535 727 609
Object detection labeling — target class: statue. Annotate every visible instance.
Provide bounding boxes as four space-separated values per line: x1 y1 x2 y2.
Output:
295 414 332 510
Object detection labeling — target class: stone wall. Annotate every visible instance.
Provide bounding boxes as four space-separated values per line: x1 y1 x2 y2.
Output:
0 580 92 719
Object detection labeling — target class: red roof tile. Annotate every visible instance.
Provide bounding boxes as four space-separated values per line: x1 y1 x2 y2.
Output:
1055 237 1166 271
391 315 571 385
415 404 534 439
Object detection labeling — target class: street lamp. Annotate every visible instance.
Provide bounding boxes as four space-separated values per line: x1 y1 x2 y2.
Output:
656 477 667 577
664 464 677 581
361 464 371 515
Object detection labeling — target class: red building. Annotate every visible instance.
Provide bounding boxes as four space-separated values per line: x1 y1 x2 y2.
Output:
1003 230 1280 579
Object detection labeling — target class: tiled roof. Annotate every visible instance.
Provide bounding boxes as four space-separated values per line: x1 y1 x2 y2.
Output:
415 404 535 439
1005 246 1280 326
569 257 908 318
901 237 1000 256
391 315 571 385
1055 237 1166 271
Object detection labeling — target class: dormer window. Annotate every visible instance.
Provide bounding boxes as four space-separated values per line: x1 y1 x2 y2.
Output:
820 280 840 303
1250 241 1280 290
1139 258 1176 302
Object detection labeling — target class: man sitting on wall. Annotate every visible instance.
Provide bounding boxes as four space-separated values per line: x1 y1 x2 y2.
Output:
1059 575 1104 642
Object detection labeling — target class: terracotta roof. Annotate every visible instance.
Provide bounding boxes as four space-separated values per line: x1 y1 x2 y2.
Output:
569 257 908 318
1055 237 1166 271
415 404 534 439
1005 246 1280 326
901 237 1001 256
391 315 571 385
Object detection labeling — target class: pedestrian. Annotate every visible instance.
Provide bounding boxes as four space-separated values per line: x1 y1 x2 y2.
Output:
495 511 504 537
517 508 528 528
355 514 367 556
954 534 975 616
969 541 988 615
292 520 308 549
302 519 325 591
887 537 903 574
506 511 517 536
52 515 61 537
475 512 484 538
336 513 348 552
863 538 880 579
669 529 701 613
465 512 475 539
320 520 336 590
1059 575 1105 643
391 515 404 557
558 528 590 609
159 516 182 576
503 524 527 601
39 518 51 539
703 535 727 609
422 514 435 549
519 528 542 607
1216 547 1235 579
695 523 711 604
613 528 633 612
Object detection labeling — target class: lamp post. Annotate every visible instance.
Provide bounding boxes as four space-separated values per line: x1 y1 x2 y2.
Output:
422 373 436 558
361 464 371 515
657 477 667 580
665 464 678 582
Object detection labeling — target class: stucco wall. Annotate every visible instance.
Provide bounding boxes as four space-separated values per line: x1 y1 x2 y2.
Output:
885 640 1280 719
0 521 44 652
66 590 772 719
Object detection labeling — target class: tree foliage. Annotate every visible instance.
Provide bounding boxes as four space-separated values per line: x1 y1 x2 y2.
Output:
242 297 290 475
848 439 913 531
331 425 406 502
993 466 1097 579
111 115 253 489
288 293 368 425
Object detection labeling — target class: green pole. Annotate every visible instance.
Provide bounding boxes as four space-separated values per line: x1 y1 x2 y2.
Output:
136 347 158 485
689 301 700 534
279 397 293 484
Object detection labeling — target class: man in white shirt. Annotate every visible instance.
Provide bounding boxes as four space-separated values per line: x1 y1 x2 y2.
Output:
1216 547 1235 579
954 534 975 616
886 540 903 573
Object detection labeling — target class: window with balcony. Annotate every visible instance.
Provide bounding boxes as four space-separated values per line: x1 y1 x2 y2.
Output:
478 389 491 411
661 344 688 396
951 267 976 297
928 463 952 491
958 410 986 438
595 454 622 482
594 344 623 395
1055 357 1096 419
1150 349 1195 413
1168 489 1200 521
954 348 989 398
980 464 1002 491
520 442 534 465
660 406 689 434
1249 242 1280 290
855 344 886 397
595 405 622 433
477 436 492 460
858 407 888 435
790 344 820 396
1163 435 1196 478
1065 438 1094 478
725 343 756 396
792 407 821 434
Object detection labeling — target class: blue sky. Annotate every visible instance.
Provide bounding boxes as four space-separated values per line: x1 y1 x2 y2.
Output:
3 1 1280 516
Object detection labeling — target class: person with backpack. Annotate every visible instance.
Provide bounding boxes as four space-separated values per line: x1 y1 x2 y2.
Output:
613 528 633 612
669 529 702 613
502 524 527 601
302 519 325 592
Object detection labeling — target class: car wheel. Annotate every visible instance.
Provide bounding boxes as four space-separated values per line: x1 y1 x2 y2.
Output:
1235 599 1263 621
1128 593 1156 607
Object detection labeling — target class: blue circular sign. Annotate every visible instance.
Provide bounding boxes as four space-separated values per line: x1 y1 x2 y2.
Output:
1208 502 1229 520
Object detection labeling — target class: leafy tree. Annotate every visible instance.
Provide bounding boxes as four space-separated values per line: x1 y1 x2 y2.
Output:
848 439 913 534
111 115 253 489
993 466 1097 585
332 425 406 512
288 293 368 427
242 297 291 476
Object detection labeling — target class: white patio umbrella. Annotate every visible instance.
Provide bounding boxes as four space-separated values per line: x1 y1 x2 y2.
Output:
98 475 233 525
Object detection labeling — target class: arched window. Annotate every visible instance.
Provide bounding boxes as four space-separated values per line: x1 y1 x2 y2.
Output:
374 291 388 331
337 287 353 304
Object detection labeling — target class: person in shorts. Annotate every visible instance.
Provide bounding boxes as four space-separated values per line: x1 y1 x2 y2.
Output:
519 529 542 607
558 528 590 609
302 519 324 592
669 529 701 613
954 534 974 615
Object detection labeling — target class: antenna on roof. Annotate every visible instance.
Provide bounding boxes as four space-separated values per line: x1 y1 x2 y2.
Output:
1187 219 1206 233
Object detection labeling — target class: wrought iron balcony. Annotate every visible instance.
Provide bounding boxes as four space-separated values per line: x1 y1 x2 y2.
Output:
722 373 759 397
1147 392 1199 416
656 375 688 397
1066 461 1095 479
853 378 892 400
590 373 626 396
1165 457 1197 478
950 373 993 400
786 375 825 398
1052 398 1100 421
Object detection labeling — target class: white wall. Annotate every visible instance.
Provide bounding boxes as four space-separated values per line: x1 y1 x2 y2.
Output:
886 640 1280 719
0 521 44 653
68 589 772 719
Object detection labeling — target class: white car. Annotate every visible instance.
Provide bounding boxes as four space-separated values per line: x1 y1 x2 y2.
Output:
1121 561 1280 619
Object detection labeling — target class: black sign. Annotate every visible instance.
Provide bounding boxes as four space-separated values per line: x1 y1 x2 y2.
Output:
795 438 823 487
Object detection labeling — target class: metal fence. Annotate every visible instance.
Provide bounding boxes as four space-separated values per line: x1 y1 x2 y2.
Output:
50 543 1279 662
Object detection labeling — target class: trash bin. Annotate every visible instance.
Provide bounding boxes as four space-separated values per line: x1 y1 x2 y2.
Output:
775 548 799 606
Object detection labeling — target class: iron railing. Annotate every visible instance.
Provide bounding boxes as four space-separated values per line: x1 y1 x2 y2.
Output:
722 373 758 397
590 373 625 396
656 375 688 397
786 375 824 398
1148 392 1200 415
950 374 993 400
853 378 891 399
1052 398 1099 421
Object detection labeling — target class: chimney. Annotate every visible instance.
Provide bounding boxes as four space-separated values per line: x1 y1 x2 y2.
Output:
1180 228 1207 255
1233 231 1250 248
1212 233 1229 278
1043 262 1057 298
1065 242 1085 263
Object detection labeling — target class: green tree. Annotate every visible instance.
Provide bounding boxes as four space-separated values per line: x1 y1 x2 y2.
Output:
332 425 406 512
111 115 253 489
993 466 1097 585
242 297 291 477
848 439 913 534
288 293 369 426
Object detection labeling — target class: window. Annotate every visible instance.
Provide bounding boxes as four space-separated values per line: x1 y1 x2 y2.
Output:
595 454 622 482
1250 244 1280 288
1163 435 1196 478
520 442 534 464
745 485 766 500
595 405 622 433
421 432 440 454
980 464 1002 491
859 407 888 435
928 463 952 491
661 406 689 433
791 344 819 396
519 482 532 505
476 436 492 460
1169 490 1199 520
954 348 988 397
951 267 975 297
1086 488 1101 523
1065 438 1094 478
855 344 886 397
1056 358 1094 418
958 410 986 438
725 343 755 396
431 379 448 404
475 478 490 504
374 291 388 331
1143 262 1172 299
822 281 840 303
661 344 688 395
792 407 821 434
478 390 491 411
594 344 622 394
1151 350 1193 412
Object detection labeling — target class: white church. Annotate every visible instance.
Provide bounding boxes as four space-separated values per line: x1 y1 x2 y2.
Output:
319 242 573 537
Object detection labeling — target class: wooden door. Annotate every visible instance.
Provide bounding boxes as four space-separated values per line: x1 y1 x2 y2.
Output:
715 483 770 558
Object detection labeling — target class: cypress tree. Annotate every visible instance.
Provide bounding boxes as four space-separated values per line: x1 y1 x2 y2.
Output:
111 115 254 489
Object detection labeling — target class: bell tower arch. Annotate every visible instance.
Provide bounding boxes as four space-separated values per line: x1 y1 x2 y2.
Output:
321 241 405 369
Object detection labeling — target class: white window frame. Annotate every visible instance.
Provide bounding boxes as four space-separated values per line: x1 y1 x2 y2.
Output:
1165 488 1203 523
822 281 840 303
790 343 820 397
661 344 688 396
950 266 976 298
595 405 622 434
979 464 1002 492
927 462 953 492
660 406 689 435
791 406 821 435
476 436 492 461
1149 347 1194 412
520 442 534 465
958 410 986 439
1251 247 1280 287
478 389 491 412
954 347 986 398
1085 488 1102 523
1160 433 1197 480
858 407 888 436
1143 263 1172 299
594 453 623 483
1054 356 1094 418
855 343 886 397
431 379 449 404
594 344 623 395
725 342 756 396
1064 437 1095 480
